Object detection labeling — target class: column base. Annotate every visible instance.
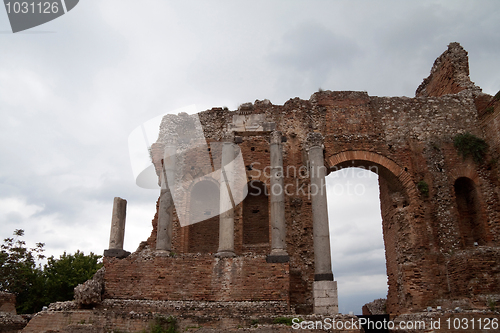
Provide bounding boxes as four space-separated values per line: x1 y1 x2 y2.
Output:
155 250 171 257
267 249 289 263
314 273 334 281
103 249 130 259
215 250 236 258
313 280 338 315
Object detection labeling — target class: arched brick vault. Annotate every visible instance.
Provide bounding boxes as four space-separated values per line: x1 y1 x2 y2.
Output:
182 176 220 253
325 150 421 313
326 150 418 203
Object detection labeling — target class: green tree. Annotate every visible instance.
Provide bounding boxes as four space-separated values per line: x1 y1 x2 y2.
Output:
43 251 103 303
0 230 103 313
0 229 46 313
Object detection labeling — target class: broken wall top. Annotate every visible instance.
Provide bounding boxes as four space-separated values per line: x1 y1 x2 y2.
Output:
415 42 482 98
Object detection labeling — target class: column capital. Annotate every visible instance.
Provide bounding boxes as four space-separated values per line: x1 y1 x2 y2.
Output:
221 131 235 142
270 130 283 145
305 132 324 150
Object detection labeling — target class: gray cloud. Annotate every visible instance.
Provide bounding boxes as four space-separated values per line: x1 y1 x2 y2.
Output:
1 0 498 315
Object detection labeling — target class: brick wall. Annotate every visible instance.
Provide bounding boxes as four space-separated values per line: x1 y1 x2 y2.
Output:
125 43 500 315
104 254 289 303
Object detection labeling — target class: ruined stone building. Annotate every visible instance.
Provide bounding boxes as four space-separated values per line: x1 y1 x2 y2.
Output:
102 42 500 316
21 42 500 333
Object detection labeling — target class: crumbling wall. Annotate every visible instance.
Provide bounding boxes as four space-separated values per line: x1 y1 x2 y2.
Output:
416 42 481 97
103 42 500 315
0 292 16 314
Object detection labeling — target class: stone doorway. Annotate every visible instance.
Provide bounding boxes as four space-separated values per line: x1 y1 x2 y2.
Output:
326 166 387 314
325 151 416 314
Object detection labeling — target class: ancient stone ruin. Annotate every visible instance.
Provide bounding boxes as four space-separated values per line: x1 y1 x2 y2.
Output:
21 42 500 332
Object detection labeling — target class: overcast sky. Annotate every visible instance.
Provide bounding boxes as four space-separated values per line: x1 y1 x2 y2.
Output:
1 0 499 315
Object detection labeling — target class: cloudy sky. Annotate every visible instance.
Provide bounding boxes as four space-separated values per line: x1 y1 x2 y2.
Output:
1 0 499 314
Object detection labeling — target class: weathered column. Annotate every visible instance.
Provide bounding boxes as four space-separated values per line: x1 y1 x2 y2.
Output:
156 141 176 253
104 197 130 258
216 139 236 258
267 131 289 263
306 132 338 315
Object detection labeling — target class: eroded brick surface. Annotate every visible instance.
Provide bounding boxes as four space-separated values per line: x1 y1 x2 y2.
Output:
103 42 500 319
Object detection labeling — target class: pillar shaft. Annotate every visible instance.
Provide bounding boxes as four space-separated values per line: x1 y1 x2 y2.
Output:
269 131 288 259
156 143 176 252
307 134 333 281
108 197 127 250
217 141 235 257
156 185 173 252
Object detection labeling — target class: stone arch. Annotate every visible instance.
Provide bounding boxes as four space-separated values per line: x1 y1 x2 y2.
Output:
186 178 220 253
247 170 271 187
242 180 270 246
325 150 418 314
326 151 417 203
449 164 480 185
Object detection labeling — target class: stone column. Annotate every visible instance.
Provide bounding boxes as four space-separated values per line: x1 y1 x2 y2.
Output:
216 139 236 258
306 132 338 315
156 141 176 253
267 131 289 263
104 197 130 258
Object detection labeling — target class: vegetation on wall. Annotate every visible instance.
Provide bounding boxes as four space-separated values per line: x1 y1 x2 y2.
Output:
453 132 488 164
417 180 429 198
146 315 177 333
494 90 500 101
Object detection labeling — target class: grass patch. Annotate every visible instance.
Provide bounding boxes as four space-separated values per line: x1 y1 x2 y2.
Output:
273 317 299 326
144 315 177 333
485 106 495 114
453 132 488 164
488 298 496 311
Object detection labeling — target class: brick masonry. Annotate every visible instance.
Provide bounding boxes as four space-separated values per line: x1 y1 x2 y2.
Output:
102 42 500 317
104 253 289 303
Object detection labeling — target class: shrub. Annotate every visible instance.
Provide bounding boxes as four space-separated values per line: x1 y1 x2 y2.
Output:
417 181 429 198
453 132 488 164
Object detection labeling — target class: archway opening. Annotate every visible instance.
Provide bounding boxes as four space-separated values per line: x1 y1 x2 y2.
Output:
454 177 485 248
326 165 387 314
187 180 219 253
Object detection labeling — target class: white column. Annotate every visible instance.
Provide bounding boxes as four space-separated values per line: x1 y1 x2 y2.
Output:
267 131 289 262
306 132 338 315
108 197 127 250
104 197 130 258
216 140 236 257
